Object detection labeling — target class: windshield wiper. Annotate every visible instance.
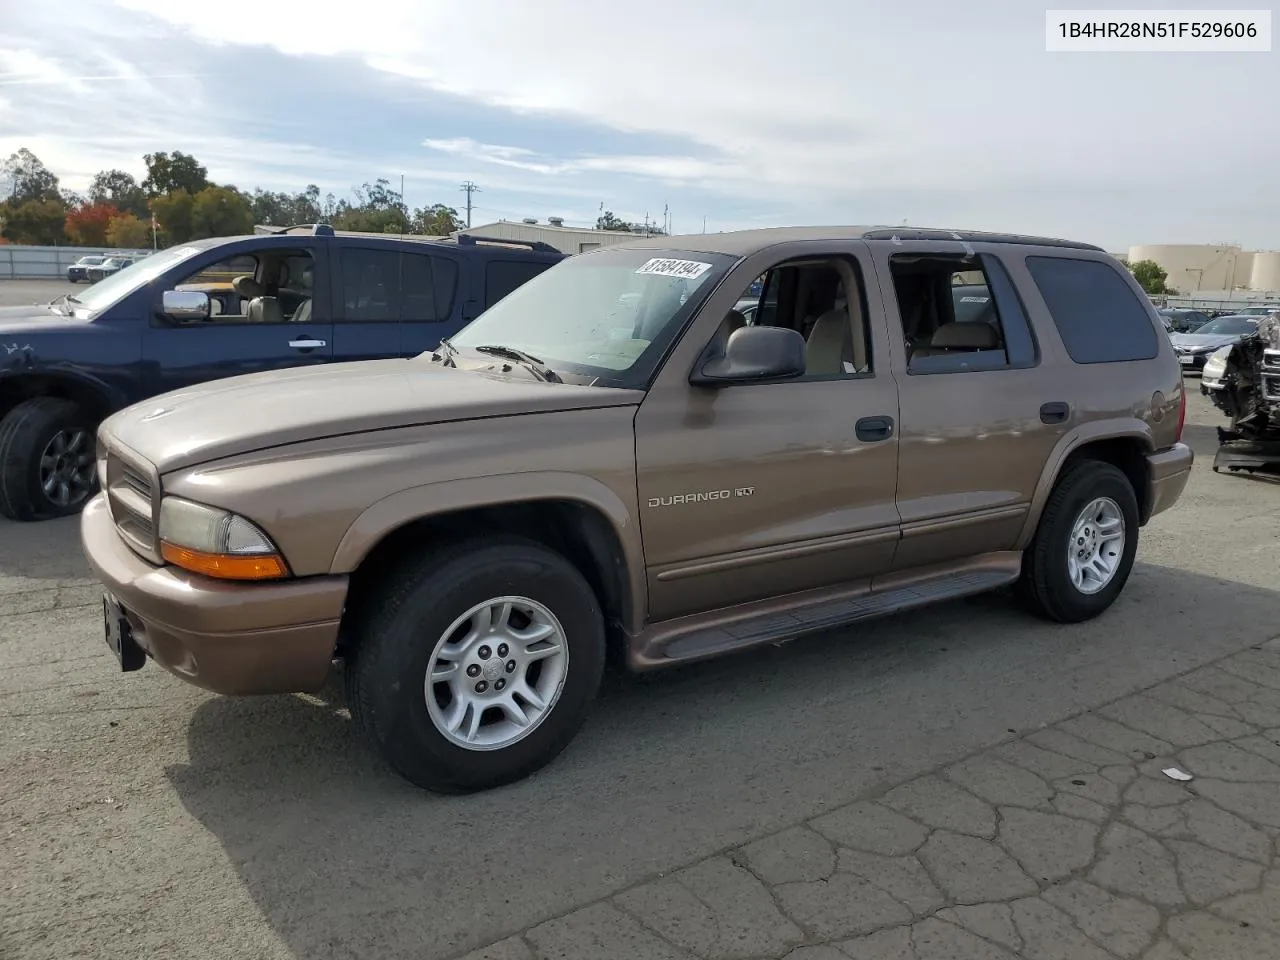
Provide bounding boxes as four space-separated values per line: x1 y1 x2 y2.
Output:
473 344 563 382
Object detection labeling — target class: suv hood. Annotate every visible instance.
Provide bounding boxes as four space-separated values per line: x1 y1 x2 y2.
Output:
0 305 64 332
102 358 644 474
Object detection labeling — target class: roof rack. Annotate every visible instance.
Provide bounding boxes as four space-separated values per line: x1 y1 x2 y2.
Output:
860 227 1104 252
453 233 561 254
260 222 335 237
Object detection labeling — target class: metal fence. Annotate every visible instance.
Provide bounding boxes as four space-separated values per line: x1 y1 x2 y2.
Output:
0 244 153 280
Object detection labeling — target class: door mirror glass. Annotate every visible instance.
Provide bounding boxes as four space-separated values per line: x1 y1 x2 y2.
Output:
162 289 210 322
692 325 806 386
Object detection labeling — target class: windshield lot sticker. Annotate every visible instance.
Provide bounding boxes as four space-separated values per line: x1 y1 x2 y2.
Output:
636 258 712 280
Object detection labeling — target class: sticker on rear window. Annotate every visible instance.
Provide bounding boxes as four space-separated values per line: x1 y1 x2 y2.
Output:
635 258 712 280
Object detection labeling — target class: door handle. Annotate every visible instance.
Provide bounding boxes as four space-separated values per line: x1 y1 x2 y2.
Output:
855 415 895 442
1040 401 1070 425
288 338 327 350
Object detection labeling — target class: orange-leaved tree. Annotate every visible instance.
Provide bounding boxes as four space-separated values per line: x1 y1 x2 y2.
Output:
65 201 121 246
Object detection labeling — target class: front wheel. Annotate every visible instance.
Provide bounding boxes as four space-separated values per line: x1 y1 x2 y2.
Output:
1016 460 1140 623
345 536 606 793
0 398 99 522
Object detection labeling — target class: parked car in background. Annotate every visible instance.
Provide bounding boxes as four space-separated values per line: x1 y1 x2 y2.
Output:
86 256 142 282
78 225 1192 793
1169 314 1260 373
0 224 564 521
67 255 109 283
1158 308 1212 334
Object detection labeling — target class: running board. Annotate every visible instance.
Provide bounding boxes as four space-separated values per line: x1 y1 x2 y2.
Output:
626 552 1022 670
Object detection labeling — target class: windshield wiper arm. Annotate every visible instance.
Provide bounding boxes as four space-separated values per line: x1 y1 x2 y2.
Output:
473 344 562 382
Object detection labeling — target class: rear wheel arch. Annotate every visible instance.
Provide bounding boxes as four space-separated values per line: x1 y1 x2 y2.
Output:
338 497 639 659
1018 424 1154 547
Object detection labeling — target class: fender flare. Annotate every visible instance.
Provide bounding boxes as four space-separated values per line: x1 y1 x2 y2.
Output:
0 367 127 420
1015 417 1154 548
329 471 647 630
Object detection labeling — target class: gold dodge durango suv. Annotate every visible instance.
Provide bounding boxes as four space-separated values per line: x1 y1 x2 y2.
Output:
81 226 1194 793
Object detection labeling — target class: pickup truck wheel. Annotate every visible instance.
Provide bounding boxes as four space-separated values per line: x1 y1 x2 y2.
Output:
1017 460 1139 623
345 536 606 793
0 398 99 522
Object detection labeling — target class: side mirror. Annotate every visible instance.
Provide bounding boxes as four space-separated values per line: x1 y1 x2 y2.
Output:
691 325 807 386
162 289 210 322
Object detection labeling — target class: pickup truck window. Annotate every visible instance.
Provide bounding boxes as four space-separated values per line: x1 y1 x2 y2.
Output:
402 252 458 322
341 248 460 322
448 246 737 387
1025 256 1159 365
162 249 315 325
486 260 552 309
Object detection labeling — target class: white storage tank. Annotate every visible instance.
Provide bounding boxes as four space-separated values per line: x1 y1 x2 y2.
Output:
1250 251 1280 293
1127 244 1241 293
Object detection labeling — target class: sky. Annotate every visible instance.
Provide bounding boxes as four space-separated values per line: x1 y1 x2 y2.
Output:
0 0 1276 251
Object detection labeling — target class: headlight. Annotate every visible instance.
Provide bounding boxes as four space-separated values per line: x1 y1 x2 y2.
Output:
157 496 289 580
1201 345 1233 381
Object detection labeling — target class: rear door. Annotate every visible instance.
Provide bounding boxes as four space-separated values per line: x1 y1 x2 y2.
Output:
332 244 402 362
399 249 463 356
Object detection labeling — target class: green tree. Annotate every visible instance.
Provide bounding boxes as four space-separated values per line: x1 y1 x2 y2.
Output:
190 185 255 238
1129 259 1173 295
150 189 195 244
1 147 61 204
0 199 68 244
89 169 149 218
142 151 210 197
596 209 630 231
411 203 462 235
331 178 409 233
105 213 150 249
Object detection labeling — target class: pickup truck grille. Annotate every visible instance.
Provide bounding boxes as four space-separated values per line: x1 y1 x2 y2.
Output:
104 446 161 564
1264 351 1280 402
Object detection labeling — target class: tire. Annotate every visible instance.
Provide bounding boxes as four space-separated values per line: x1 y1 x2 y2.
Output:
1016 459 1140 624
344 535 606 793
0 398 100 522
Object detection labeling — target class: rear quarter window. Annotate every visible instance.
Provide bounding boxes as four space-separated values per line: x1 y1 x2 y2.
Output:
1024 256 1159 364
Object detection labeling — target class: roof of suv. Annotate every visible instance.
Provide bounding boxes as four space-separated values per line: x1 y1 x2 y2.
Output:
609 226 1107 257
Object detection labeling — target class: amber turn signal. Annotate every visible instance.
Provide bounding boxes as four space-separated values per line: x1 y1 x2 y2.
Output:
160 542 289 581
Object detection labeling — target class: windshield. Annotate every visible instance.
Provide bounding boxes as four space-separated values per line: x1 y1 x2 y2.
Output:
73 245 202 314
76 256 105 266
447 246 739 386
1194 317 1257 336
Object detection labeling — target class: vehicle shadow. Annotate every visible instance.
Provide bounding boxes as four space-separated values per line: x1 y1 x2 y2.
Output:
0 514 91 589
164 563 1280 960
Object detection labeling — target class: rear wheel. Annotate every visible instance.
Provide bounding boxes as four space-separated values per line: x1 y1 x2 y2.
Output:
345 536 606 793
0 398 99 522
1017 460 1139 623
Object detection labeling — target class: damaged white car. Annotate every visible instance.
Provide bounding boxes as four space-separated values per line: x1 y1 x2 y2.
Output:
1201 311 1280 474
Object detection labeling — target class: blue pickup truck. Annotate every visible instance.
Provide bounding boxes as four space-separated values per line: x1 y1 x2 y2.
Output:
0 225 564 521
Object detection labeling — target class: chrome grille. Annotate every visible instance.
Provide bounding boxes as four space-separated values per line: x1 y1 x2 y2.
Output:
1263 349 1280 371
104 445 161 563
1263 374 1280 403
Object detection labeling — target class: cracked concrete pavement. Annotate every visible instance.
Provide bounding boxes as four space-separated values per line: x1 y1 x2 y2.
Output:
457 639 1280 960
3 386 1280 960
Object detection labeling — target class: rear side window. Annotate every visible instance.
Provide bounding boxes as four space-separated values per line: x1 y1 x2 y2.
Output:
1025 256 1159 364
341 248 400 321
486 260 551 308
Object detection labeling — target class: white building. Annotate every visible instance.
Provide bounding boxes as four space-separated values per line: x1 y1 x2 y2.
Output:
454 218 650 255
1126 243 1272 294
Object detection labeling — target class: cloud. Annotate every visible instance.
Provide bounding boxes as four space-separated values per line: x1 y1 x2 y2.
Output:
1 0 1277 246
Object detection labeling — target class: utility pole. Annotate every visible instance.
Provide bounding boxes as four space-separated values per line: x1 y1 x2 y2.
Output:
460 180 480 228
400 174 406 236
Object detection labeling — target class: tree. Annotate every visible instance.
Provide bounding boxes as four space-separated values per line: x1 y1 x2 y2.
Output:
248 184 323 227
150 189 195 244
596 210 630 232
330 178 410 234
65 202 121 246
0 199 69 244
142 151 209 197
106 213 150 249
1 148 61 204
412 203 463 235
189 185 254 239
1129 259 1173 295
89 169 148 218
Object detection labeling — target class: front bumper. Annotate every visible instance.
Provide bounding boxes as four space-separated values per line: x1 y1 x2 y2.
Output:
1176 351 1211 372
80 494 348 695
1145 442 1194 522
